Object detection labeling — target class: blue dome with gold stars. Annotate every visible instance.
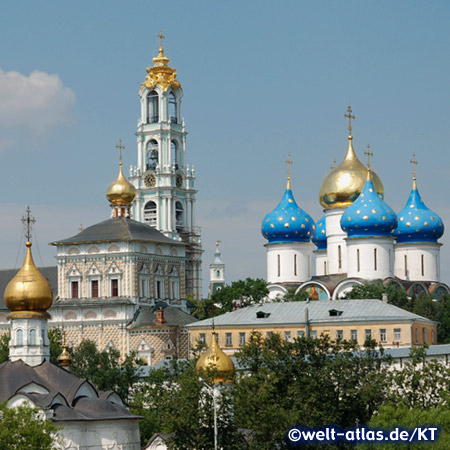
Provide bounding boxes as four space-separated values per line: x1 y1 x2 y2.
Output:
312 216 327 250
341 171 397 238
395 181 444 243
262 180 316 243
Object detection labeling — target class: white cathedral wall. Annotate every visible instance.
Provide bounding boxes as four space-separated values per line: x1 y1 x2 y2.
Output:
325 208 347 275
394 243 441 282
314 250 327 276
266 242 314 284
59 419 141 450
346 237 395 280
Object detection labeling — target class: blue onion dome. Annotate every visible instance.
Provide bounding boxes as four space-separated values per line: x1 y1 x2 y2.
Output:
395 177 444 243
312 216 327 250
261 178 316 243
341 170 398 238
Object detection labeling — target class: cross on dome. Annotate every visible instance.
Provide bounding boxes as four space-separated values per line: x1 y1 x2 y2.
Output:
344 104 356 135
21 206 36 242
410 153 418 179
157 30 165 47
115 139 125 163
286 153 293 188
364 145 373 169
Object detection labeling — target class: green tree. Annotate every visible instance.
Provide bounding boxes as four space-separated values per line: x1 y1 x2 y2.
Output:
69 340 142 402
0 401 60 450
0 332 11 364
189 296 221 320
280 287 308 302
48 328 64 364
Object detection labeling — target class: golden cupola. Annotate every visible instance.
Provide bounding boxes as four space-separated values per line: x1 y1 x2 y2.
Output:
4 240 53 319
106 140 136 207
196 333 235 384
319 107 384 210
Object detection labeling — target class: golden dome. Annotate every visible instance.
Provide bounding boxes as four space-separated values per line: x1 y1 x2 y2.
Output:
57 347 72 367
196 333 235 384
106 161 136 206
319 135 384 209
4 241 53 319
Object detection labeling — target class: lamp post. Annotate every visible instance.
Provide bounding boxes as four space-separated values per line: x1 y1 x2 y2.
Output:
199 377 218 450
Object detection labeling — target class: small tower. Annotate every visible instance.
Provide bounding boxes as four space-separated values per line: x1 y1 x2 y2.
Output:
394 155 444 281
5 208 53 366
261 156 316 298
319 106 384 275
209 241 225 298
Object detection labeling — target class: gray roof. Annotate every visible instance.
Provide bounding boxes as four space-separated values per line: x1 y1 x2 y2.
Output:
0 266 57 310
51 218 184 246
0 359 138 422
186 299 436 329
128 303 198 329
383 344 450 359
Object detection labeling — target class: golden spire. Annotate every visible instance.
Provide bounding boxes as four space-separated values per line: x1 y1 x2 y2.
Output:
286 153 293 189
106 139 136 206
4 209 53 319
57 331 72 367
140 31 181 93
215 240 221 247
364 145 374 180
410 153 418 189
344 104 356 136
196 332 235 384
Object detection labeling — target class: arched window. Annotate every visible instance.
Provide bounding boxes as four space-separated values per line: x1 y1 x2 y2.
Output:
171 140 178 169
147 90 159 123
144 201 157 227
175 201 184 231
17 329 23 346
146 140 158 170
169 93 177 123
30 329 37 345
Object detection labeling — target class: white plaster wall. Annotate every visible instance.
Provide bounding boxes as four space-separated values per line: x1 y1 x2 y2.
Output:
394 243 441 282
266 242 314 284
346 237 395 280
325 208 347 274
314 250 328 276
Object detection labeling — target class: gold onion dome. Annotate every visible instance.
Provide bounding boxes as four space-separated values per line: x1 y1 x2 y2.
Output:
106 161 136 206
4 241 53 319
196 333 235 384
319 135 384 209
57 347 72 367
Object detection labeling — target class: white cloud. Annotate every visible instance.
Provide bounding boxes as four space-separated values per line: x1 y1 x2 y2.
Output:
0 69 75 138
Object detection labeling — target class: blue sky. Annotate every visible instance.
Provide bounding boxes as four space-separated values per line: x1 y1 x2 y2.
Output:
1 1 450 295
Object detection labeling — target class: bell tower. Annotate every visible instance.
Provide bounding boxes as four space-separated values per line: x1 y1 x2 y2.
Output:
130 32 203 298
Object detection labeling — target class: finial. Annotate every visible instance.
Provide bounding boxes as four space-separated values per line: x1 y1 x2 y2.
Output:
286 153 293 189
410 153 418 189
212 317 215 334
344 104 356 136
21 206 36 243
364 145 373 170
157 30 165 54
115 139 125 165
215 240 221 247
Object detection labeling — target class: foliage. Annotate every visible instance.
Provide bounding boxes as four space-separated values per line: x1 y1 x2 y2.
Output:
189 296 221 320
0 401 60 450
69 340 142 402
0 332 11 364
48 328 64 364
211 278 269 312
343 281 409 309
279 287 308 302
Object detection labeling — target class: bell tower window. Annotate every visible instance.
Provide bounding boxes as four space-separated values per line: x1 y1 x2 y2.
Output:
144 201 157 226
146 140 159 170
175 201 184 232
147 90 159 123
169 93 177 123
171 140 178 169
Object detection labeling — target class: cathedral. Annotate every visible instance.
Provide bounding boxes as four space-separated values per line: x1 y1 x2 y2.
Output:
262 106 448 300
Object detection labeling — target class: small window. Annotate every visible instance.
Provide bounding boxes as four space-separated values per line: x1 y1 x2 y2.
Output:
351 329 357 342
404 255 408 278
415 328 419 344
357 249 360 272
91 280 99 298
239 332 246 346
329 309 343 317
171 140 179 169
294 254 297 276
71 281 79 299
199 333 206 345
336 330 343 340
394 328 401 342
277 254 281 277
374 248 378 271
365 329 372 340
297 330 305 338
256 311 270 319
17 329 23 346
421 254 425 277
338 245 342 270
379 329 387 343
310 330 317 339
29 329 36 346
225 333 232 346
111 279 119 297
284 331 291 342
423 328 427 344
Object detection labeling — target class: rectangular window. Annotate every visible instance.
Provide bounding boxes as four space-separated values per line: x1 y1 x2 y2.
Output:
357 249 360 272
336 330 343 340
405 255 408 278
111 279 119 297
239 332 246 346
156 280 161 298
294 254 297 276
284 331 291 342
297 330 305 339
338 245 342 270
351 329 358 341
423 328 428 344
365 329 372 340
91 280 99 298
379 328 387 343
324 261 327 275
225 333 232 346
432 330 435 344
421 254 425 277
394 328 401 342
199 333 206 345
374 248 377 271
415 327 419 344
310 330 317 339
277 254 281 277
71 281 79 299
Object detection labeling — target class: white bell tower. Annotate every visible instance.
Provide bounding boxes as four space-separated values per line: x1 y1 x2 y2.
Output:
130 32 203 298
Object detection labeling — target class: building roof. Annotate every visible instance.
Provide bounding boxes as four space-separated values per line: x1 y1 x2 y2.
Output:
0 359 138 422
128 303 198 329
186 299 436 329
51 217 184 246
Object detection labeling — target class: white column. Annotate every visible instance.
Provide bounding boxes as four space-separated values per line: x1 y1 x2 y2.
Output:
325 208 347 275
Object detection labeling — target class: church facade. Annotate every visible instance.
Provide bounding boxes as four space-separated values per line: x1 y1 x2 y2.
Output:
262 106 449 300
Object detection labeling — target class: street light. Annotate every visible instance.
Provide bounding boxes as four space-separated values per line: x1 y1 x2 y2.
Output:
199 377 218 450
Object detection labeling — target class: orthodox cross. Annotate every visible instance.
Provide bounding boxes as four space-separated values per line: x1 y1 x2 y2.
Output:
21 206 36 242
286 153 293 179
410 153 418 179
364 145 373 169
157 30 165 47
115 139 125 163
344 104 356 135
